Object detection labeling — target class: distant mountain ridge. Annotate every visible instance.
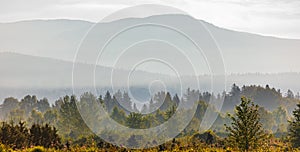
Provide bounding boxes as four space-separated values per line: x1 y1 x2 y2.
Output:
0 14 299 74
1 14 300 103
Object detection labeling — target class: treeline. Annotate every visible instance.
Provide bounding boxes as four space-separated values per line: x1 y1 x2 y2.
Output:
0 121 60 149
0 97 300 151
222 84 298 112
0 85 299 151
0 85 299 141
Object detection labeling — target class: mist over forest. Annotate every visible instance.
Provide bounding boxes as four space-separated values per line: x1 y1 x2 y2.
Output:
1 52 300 105
1 14 300 151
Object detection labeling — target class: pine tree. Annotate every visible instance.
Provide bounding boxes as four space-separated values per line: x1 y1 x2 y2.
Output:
58 95 90 139
141 104 148 114
133 103 139 113
126 112 143 129
225 97 267 151
15 121 28 148
289 103 300 148
111 106 126 124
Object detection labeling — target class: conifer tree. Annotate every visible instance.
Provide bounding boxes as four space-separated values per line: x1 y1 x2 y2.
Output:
225 97 267 151
111 106 126 124
126 112 143 128
289 103 300 148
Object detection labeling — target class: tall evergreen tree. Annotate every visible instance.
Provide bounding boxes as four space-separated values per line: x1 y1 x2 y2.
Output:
133 103 139 113
104 91 114 113
286 89 295 99
122 92 133 111
111 106 126 124
141 104 148 114
289 103 300 148
58 95 90 139
225 97 267 151
126 112 143 129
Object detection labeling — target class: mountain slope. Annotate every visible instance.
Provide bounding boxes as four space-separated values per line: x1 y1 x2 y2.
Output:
0 14 299 73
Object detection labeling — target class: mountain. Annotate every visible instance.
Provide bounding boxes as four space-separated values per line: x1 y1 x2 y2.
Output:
0 14 299 74
0 19 92 61
1 14 300 104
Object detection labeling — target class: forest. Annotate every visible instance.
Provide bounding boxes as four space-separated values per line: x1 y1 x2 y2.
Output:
0 84 300 151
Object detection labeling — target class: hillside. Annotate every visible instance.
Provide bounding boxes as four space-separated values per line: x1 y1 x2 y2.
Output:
0 14 299 74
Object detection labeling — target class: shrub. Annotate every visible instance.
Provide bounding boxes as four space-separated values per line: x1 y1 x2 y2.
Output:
29 146 45 152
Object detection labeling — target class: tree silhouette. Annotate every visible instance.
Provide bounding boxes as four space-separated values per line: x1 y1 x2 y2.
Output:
58 95 90 139
126 112 143 128
111 106 126 124
289 103 300 148
225 97 267 151
0 121 60 149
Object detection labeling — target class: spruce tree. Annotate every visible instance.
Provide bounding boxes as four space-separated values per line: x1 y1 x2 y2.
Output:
111 106 126 124
289 103 300 148
225 97 267 151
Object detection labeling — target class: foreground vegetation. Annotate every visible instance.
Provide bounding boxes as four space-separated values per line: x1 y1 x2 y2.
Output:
0 84 300 151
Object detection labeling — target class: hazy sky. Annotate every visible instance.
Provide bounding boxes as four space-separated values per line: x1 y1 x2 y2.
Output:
1 0 300 39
